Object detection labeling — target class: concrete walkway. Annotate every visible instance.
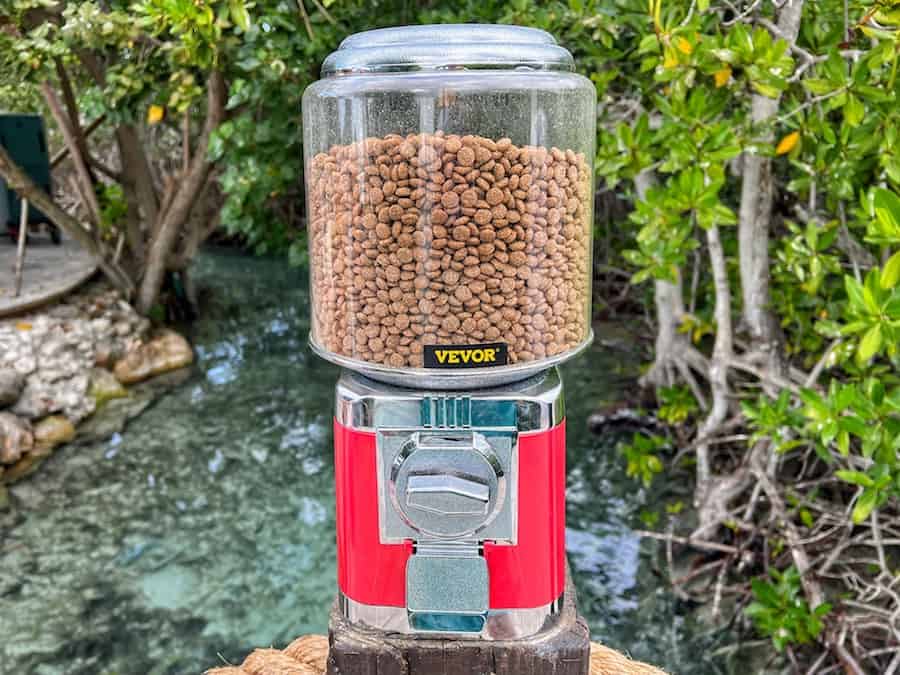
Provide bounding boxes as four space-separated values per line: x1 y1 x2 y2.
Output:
0 232 96 317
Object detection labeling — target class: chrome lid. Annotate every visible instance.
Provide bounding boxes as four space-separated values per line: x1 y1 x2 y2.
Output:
321 24 575 77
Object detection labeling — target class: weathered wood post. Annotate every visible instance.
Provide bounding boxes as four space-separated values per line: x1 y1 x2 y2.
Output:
326 568 591 675
13 199 28 297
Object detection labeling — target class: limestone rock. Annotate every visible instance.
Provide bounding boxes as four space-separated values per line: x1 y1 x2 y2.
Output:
12 373 93 423
89 367 128 406
93 340 121 369
114 330 194 385
0 412 34 465
0 371 24 408
33 415 76 453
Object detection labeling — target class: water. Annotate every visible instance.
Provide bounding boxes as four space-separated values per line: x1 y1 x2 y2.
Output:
0 251 726 674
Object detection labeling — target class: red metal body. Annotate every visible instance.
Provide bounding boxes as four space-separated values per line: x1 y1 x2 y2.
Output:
334 418 567 610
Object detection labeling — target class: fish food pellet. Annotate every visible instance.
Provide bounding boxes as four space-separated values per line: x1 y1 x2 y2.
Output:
307 132 592 369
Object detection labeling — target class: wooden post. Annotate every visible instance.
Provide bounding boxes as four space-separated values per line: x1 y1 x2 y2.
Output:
326 567 591 675
13 199 28 297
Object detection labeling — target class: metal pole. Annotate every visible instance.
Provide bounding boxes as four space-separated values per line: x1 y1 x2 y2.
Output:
13 199 28 297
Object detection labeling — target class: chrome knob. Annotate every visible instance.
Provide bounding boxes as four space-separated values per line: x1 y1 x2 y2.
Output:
390 432 505 539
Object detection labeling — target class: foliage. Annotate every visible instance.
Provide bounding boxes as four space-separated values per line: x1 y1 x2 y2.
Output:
656 385 698 424
746 567 831 652
618 432 667 487
587 0 900 667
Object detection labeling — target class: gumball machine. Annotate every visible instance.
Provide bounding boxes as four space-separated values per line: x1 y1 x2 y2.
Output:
302 23 596 670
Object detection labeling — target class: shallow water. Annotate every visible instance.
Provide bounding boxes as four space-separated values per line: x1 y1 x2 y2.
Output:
0 251 726 674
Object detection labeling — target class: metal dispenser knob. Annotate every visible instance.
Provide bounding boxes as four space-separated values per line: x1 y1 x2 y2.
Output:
390 433 504 539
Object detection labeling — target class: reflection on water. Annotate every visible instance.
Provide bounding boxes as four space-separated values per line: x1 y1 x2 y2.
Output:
0 251 724 674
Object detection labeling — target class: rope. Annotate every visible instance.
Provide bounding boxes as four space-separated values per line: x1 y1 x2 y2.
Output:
205 634 667 674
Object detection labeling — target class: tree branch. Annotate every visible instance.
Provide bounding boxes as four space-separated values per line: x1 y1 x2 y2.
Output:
136 70 226 313
738 0 806 363
695 224 733 508
40 81 103 227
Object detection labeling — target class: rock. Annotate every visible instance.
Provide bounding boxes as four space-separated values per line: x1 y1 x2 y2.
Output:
0 371 24 408
33 415 76 454
12 372 93 423
89 367 128 406
0 412 34 465
135 318 152 338
93 340 121 369
48 305 80 320
2 451 48 484
114 330 194 385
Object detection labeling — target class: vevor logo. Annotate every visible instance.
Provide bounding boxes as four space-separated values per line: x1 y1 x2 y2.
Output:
423 342 509 369
435 347 498 365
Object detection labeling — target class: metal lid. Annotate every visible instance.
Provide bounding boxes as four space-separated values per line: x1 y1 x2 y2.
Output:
321 24 575 77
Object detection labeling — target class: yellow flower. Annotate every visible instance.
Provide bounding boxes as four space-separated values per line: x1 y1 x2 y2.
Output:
15 322 32 331
147 105 165 126
714 66 731 88
675 36 693 55
775 131 800 155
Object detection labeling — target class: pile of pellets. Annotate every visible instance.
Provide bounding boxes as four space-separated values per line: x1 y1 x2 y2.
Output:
307 132 592 369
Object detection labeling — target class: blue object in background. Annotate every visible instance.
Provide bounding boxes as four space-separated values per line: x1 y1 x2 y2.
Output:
0 113 53 229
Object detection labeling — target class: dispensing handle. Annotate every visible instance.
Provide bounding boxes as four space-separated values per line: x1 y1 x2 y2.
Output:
406 474 490 516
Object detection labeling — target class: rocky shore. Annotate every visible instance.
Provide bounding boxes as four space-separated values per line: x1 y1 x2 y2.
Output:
0 280 193 487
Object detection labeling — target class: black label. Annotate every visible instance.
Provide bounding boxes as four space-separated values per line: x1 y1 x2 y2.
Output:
423 343 509 369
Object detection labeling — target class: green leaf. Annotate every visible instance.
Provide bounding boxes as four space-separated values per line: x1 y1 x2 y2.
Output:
837 430 850 456
857 324 883 363
803 78 834 95
800 509 814 528
844 94 864 127
852 488 878 524
881 251 900 289
835 470 874 487
845 276 866 312
873 188 900 231
229 0 251 32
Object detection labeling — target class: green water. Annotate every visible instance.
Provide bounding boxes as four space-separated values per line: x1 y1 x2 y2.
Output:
0 251 726 674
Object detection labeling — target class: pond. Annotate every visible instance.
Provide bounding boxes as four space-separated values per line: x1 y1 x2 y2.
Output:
0 251 726 674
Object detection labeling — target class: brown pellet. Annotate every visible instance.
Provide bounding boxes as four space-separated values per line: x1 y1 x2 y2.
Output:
457 146 476 167
307 132 591 368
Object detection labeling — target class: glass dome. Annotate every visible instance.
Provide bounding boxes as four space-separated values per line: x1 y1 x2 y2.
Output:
303 24 596 388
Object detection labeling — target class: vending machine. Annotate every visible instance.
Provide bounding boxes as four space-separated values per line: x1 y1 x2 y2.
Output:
302 23 596 641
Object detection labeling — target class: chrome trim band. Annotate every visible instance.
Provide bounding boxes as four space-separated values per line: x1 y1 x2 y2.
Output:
310 329 592 391
335 367 565 433
338 592 564 641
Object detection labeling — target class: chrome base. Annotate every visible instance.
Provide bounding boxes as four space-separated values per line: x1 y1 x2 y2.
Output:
310 329 593 390
338 592 564 640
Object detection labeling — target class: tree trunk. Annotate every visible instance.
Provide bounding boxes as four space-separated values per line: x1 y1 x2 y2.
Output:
54 58 95 183
40 82 103 227
136 71 226 314
116 124 157 266
637 170 684 375
695 224 732 512
738 1 806 353
634 170 698 390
